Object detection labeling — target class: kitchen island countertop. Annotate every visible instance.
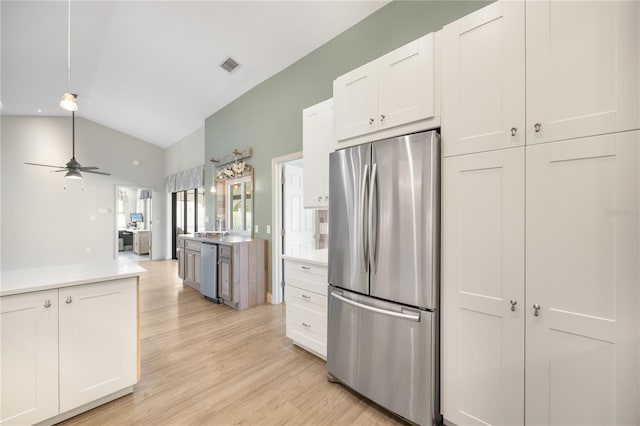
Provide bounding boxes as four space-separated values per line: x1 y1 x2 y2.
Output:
0 259 146 297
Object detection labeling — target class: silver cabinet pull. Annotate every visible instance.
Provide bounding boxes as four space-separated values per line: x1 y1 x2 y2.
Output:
324 196 329 201
300 266 311 270
510 300 517 311
66 296 72 304
301 294 311 300
510 127 518 136
369 118 375 125
317 196 322 202
534 123 542 132
533 304 541 316
302 322 311 328
380 114 386 122
44 300 51 308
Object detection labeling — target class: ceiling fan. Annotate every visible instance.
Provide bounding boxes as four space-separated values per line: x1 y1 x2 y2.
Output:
25 106 111 179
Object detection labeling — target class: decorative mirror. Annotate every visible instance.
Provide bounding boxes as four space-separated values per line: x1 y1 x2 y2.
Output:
212 154 253 236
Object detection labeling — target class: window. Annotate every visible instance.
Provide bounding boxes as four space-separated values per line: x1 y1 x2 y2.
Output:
172 187 205 259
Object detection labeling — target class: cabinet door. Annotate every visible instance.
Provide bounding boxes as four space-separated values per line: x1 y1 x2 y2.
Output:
441 0 525 157
193 251 201 285
303 98 333 208
186 250 195 282
441 147 525 426
59 278 138 412
1 290 59 425
526 1 640 144
177 247 185 279
333 61 378 141
219 259 232 302
526 132 639 425
378 33 435 131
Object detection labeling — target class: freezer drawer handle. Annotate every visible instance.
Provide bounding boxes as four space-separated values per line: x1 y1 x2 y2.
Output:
331 292 420 322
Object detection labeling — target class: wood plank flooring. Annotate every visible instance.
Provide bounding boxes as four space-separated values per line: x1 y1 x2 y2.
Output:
62 260 404 425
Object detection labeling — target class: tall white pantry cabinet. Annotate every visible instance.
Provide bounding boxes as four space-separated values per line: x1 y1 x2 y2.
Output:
440 1 640 425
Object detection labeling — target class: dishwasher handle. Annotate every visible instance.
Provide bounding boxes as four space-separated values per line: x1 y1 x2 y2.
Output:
331 292 420 322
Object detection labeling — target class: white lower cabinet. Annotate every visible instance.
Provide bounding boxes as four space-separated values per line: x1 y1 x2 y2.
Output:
284 259 328 358
0 278 138 425
1 290 59 426
59 279 138 412
442 131 639 425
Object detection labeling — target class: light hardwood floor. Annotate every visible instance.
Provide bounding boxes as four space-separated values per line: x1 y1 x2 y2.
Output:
62 260 404 425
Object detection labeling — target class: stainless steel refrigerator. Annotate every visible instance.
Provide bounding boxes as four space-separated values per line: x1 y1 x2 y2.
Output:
327 130 440 426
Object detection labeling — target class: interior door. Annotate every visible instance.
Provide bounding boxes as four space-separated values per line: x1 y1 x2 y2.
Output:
526 0 640 145
526 132 639 425
441 0 525 157
283 162 315 256
328 145 370 295
441 147 525 426
369 132 439 309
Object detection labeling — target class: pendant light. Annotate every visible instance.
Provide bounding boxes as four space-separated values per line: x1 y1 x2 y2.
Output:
59 0 78 112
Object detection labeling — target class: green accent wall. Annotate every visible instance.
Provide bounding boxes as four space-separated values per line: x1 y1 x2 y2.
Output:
204 0 489 269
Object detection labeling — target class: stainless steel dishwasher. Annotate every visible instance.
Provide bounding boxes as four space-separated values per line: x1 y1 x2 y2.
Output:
200 242 219 302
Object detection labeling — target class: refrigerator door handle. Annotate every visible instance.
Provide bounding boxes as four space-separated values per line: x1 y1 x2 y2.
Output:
368 162 378 273
360 164 369 272
331 292 421 322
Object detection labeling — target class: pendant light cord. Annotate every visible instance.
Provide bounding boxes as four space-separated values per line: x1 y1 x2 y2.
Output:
72 111 75 158
66 0 71 93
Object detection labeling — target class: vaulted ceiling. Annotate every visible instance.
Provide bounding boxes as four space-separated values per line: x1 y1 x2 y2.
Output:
1 1 388 147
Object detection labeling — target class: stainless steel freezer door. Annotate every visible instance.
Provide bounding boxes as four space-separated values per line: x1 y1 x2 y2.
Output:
328 145 370 295
327 287 435 426
369 131 440 309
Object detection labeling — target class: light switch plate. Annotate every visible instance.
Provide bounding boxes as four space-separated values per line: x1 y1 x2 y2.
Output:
255 225 259 233
89 215 96 222
266 225 271 234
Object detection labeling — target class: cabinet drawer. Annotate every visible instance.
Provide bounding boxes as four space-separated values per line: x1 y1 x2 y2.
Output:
286 310 327 357
219 245 232 258
185 240 201 251
285 285 327 317
284 261 327 295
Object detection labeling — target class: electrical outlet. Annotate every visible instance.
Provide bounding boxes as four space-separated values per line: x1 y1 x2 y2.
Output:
85 247 91 254
255 225 259 233
266 225 271 234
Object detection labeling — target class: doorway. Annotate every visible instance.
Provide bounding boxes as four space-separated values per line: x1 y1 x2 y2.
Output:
116 185 152 262
272 152 327 304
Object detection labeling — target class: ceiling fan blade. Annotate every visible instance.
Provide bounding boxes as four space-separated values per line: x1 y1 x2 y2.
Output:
24 162 67 169
79 166 99 171
52 169 70 172
82 170 112 176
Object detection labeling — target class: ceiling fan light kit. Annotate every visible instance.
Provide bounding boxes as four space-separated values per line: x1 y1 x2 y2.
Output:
60 92 78 111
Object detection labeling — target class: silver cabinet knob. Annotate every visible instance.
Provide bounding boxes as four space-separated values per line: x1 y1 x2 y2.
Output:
533 304 541 316
324 196 329 201
369 118 375 125
44 300 51 308
66 296 73 304
380 114 386 122
301 294 311 300
317 196 322 202
302 322 311 328
300 266 311 270
534 123 542 133
510 127 518 136
510 299 517 311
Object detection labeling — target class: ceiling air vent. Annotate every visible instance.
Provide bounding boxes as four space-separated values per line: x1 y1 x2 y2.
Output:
220 57 240 73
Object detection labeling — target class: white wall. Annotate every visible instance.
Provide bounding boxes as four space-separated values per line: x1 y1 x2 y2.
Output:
164 126 205 258
165 126 204 176
1 116 166 270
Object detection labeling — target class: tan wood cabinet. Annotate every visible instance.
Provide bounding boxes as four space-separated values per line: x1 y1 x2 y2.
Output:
218 240 268 311
133 230 149 255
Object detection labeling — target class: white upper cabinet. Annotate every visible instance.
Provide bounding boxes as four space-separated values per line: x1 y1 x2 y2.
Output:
441 147 525 426
526 1 640 144
442 1 525 157
334 33 438 148
1 290 59 426
333 61 379 141
378 34 435 130
525 131 639 425
303 98 333 208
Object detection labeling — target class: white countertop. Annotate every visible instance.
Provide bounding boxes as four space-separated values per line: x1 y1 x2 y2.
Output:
179 233 256 246
0 259 146 297
282 249 328 266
